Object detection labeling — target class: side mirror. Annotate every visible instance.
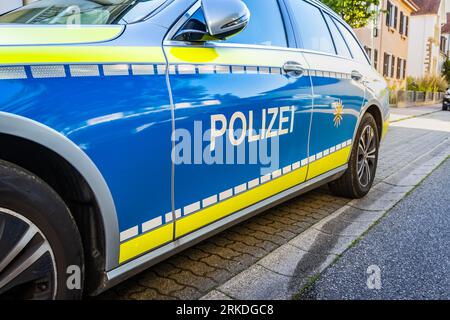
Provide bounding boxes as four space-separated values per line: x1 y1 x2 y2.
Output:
174 0 250 42
202 0 250 40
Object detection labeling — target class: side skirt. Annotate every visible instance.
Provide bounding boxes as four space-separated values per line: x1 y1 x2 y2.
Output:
97 164 347 294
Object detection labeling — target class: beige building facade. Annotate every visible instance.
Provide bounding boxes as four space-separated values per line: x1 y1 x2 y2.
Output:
407 0 447 78
354 0 419 90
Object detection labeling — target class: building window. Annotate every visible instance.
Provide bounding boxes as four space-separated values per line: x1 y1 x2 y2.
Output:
440 36 447 53
383 53 397 78
399 12 408 36
386 1 398 29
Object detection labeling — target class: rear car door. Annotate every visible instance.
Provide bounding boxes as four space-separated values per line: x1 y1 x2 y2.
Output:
164 0 314 239
285 0 367 180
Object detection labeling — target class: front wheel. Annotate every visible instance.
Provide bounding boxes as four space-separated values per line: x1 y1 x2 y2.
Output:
443 104 448 111
329 113 379 198
0 160 84 299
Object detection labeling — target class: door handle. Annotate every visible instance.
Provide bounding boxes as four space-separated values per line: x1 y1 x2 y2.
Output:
283 61 305 78
351 70 363 81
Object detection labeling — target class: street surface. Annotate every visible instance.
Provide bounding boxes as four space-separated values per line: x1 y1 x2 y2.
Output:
302 157 450 299
98 104 449 300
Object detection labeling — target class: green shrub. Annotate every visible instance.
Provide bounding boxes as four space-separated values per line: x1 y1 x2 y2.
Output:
406 75 448 92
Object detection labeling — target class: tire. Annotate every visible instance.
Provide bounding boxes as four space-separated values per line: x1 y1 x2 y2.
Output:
0 160 84 299
328 113 379 199
443 104 448 111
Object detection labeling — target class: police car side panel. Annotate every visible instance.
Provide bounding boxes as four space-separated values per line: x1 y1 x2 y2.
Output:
0 22 174 266
303 52 365 180
163 44 313 239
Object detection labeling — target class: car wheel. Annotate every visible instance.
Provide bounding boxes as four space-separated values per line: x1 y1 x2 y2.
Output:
0 160 84 299
443 104 448 111
328 113 379 199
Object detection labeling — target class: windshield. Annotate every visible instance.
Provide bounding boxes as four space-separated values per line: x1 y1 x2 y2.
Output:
0 0 166 25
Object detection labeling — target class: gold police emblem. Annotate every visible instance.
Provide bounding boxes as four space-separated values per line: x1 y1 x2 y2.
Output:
332 100 344 127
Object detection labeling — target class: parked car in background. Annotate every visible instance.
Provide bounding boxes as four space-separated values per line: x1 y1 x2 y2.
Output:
0 0 389 299
443 88 450 110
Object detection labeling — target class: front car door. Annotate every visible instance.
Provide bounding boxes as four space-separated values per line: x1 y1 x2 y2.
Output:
284 0 367 180
163 0 314 239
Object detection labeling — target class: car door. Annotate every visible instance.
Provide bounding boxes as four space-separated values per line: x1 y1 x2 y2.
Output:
163 0 314 239
284 0 367 180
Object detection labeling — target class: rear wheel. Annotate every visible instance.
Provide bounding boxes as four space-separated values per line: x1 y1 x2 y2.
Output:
329 113 379 198
0 160 84 299
443 104 448 111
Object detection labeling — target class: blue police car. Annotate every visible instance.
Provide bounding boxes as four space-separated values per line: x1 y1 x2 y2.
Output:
0 0 389 299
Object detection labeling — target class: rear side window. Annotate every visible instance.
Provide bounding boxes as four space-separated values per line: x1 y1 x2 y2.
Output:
324 14 352 59
333 18 369 64
286 0 335 54
224 0 287 47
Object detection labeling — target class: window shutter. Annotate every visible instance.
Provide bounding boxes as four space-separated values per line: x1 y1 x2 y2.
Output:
391 55 395 78
400 12 404 34
404 59 407 79
374 49 378 70
397 57 401 79
394 6 398 29
383 53 388 76
406 16 409 36
386 1 391 27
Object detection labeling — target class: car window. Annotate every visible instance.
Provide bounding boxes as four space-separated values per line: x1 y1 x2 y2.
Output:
223 0 287 47
0 0 166 25
333 18 369 64
324 14 352 59
286 0 335 54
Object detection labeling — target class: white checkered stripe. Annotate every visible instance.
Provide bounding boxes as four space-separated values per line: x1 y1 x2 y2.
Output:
119 139 352 242
0 64 351 80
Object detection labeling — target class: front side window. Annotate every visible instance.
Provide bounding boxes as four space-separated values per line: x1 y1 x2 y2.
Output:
286 0 335 55
0 0 166 25
224 0 287 47
175 0 287 47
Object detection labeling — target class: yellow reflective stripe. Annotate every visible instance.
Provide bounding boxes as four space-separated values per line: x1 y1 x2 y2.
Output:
382 119 389 139
0 46 166 65
167 46 287 67
119 223 173 264
307 146 351 180
175 167 308 238
0 26 124 45
118 143 351 264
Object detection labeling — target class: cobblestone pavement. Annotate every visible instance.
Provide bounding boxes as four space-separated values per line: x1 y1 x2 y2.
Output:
98 108 450 300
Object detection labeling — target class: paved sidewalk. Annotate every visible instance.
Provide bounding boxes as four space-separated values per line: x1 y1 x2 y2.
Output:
99 108 450 300
301 158 450 300
389 104 442 122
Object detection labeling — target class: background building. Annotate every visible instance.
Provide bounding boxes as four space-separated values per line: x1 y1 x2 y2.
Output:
407 0 447 78
441 12 450 61
354 0 419 90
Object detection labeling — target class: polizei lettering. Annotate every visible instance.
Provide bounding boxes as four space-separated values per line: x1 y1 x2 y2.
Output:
210 106 296 151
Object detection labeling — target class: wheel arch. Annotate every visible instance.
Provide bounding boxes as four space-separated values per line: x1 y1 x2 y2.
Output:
0 112 120 287
355 100 385 143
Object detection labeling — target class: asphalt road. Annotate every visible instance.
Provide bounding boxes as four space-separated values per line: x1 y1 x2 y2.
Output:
302 157 450 300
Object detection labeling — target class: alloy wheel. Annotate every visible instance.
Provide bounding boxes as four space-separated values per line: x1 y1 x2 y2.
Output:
356 125 377 188
0 208 57 299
